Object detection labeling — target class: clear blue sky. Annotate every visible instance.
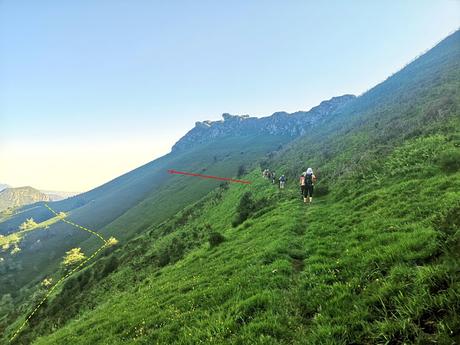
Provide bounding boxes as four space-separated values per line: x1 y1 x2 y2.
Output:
1 1 459 191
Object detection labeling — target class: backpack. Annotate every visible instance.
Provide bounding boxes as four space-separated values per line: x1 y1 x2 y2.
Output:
305 173 313 186
299 175 305 186
280 176 286 182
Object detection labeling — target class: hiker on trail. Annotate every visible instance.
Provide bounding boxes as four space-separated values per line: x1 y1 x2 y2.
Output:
300 171 306 199
267 170 272 180
271 171 276 184
263 169 269 179
279 175 286 189
301 168 316 203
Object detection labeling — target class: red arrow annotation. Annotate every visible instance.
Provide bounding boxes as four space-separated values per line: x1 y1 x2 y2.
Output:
167 169 252 185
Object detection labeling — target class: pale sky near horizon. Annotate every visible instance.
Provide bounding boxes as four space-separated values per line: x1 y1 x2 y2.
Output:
1 1 459 192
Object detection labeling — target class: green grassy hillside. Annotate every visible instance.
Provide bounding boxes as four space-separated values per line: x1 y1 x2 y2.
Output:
8 146 460 343
1 31 459 345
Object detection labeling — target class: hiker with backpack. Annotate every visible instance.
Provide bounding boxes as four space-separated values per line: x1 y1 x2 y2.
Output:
279 174 286 189
300 168 317 203
271 171 276 184
263 169 270 179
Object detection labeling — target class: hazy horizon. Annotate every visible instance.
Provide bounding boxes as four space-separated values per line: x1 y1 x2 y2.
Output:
1 1 459 192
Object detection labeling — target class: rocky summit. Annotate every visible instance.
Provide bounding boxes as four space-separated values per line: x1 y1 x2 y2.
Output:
172 94 356 151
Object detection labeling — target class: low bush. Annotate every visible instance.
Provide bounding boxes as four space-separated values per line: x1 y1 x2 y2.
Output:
157 237 185 267
438 148 460 172
208 232 225 247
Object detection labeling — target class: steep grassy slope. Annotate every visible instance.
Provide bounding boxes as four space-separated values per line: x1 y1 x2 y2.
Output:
2 30 459 345
9 145 460 344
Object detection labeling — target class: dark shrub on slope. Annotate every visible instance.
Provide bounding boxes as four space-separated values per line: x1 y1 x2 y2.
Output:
208 232 225 247
438 148 460 173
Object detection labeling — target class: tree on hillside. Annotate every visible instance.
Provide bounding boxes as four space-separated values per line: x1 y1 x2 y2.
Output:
11 246 21 255
41 277 53 288
0 233 20 251
19 218 37 231
62 248 86 268
106 237 118 247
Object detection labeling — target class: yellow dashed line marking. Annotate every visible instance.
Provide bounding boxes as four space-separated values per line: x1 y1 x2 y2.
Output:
9 204 109 342
44 204 107 244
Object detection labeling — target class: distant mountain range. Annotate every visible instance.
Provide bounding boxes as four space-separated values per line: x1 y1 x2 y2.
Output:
0 183 10 192
40 190 79 201
0 186 51 212
0 185 78 212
